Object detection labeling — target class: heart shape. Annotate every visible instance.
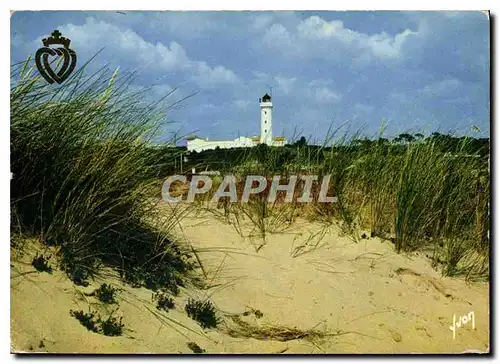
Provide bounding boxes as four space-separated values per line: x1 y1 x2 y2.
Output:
35 47 77 84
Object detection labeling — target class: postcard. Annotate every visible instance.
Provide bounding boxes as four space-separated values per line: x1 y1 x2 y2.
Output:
10 10 490 354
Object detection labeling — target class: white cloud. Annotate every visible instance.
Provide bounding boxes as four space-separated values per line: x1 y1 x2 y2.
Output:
263 23 293 48
389 91 410 103
234 99 251 110
352 103 375 121
191 63 238 89
312 86 342 104
239 71 341 108
54 18 185 71
55 17 238 89
354 103 375 114
303 80 342 104
95 12 221 40
308 79 334 87
274 75 297 95
297 16 345 39
419 78 462 96
252 14 275 30
263 15 418 63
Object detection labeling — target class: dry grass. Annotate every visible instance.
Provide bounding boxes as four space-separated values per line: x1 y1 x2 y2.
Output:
224 315 331 342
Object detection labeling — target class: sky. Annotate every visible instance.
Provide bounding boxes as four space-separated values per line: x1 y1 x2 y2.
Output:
11 11 490 144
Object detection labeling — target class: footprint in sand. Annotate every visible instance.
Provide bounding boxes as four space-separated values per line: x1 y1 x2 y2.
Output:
416 325 433 338
394 267 454 299
389 329 403 343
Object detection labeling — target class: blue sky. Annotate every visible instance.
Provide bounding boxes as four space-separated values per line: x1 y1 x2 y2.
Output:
11 11 490 143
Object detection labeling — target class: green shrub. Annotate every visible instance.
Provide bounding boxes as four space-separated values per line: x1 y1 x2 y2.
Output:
187 342 205 354
70 309 124 336
94 283 118 304
70 309 99 333
99 314 125 336
185 298 219 329
31 254 52 273
153 291 175 311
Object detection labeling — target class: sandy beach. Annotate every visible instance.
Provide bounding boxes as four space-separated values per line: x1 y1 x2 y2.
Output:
11 205 490 354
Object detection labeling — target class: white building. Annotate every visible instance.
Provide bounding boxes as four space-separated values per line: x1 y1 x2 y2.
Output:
187 93 286 152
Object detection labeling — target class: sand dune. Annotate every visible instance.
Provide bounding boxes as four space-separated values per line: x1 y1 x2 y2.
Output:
11 208 489 354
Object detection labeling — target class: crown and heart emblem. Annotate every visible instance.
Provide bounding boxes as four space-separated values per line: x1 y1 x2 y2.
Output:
35 30 77 84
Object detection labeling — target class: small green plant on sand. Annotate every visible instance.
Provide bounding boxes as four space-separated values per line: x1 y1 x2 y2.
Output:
242 306 264 318
31 254 52 273
70 309 124 336
93 283 118 304
185 298 219 329
99 314 125 336
187 342 206 354
70 310 99 333
153 291 175 311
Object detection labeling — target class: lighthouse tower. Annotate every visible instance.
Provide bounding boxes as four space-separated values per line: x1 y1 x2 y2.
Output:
259 93 273 145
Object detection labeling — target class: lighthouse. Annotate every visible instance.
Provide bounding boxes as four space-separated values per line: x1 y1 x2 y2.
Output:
259 93 273 145
186 92 286 152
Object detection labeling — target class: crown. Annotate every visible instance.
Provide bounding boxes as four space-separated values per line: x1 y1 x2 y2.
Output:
42 30 71 48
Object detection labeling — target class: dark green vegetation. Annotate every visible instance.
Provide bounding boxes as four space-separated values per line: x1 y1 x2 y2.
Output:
93 283 118 304
70 309 124 336
181 130 490 281
243 307 264 318
11 60 195 290
31 253 53 273
185 298 219 329
153 291 176 312
187 341 206 354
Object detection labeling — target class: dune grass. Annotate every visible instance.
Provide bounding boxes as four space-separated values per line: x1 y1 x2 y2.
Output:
324 135 488 279
11 59 195 290
186 129 489 280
